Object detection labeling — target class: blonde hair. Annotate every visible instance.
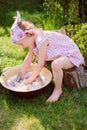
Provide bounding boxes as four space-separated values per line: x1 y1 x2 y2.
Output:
18 20 35 31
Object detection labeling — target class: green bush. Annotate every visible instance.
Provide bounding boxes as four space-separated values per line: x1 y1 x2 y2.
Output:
64 23 87 66
72 23 87 66
0 27 10 36
64 24 82 37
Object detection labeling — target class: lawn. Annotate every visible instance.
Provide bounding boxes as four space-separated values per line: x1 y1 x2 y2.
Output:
0 0 87 129
0 36 87 130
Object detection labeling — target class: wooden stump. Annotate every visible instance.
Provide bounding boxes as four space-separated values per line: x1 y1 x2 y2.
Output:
63 66 87 89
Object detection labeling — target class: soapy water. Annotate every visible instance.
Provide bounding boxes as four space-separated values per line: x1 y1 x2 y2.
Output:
6 72 48 92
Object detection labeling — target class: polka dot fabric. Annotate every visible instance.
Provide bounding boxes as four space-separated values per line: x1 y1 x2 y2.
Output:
34 30 84 67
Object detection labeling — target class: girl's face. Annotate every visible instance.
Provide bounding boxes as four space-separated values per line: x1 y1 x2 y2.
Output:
15 35 35 48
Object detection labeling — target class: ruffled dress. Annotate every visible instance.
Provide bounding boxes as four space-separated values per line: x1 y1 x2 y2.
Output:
34 30 84 67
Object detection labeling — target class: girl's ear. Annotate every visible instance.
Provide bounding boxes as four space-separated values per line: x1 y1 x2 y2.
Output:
25 32 31 37
25 31 34 37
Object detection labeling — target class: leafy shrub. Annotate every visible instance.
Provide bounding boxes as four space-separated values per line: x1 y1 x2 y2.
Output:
64 23 87 66
0 27 10 36
43 0 64 29
72 23 87 66
64 24 82 37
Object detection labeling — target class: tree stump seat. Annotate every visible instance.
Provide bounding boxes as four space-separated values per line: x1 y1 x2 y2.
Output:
63 65 87 89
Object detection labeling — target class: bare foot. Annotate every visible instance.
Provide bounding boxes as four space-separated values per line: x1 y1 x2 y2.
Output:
46 88 62 103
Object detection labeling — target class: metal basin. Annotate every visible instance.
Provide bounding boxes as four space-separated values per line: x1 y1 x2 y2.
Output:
0 64 52 98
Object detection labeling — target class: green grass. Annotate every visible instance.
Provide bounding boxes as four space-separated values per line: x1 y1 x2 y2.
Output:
0 37 87 130
0 84 87 130
0 36 26 73
0 1 87 129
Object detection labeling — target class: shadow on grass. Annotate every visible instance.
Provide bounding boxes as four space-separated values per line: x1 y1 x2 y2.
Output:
0 82 55 130
0 81 87 130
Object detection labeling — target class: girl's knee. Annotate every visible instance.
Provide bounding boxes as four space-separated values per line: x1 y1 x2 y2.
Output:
51 60 62 71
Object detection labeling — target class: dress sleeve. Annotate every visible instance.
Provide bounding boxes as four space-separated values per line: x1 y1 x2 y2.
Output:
33 33 48 55
36 35 48 49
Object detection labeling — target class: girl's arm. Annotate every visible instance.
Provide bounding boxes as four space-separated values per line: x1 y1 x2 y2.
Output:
19 48 34 77
25 40 49 84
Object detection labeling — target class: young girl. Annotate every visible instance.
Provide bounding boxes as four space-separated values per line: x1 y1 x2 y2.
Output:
11 11 84 102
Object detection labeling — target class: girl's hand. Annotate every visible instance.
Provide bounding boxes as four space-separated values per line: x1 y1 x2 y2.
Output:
24 77 34 85
16 72 23 82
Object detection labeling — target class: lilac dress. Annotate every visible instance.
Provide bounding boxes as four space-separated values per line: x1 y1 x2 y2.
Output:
34 30 84 67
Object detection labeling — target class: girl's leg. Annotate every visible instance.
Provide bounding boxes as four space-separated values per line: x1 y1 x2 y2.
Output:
47 56 75 102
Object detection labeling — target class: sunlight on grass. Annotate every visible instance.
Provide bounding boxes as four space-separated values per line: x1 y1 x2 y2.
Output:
0 0 87 129
12 116 45 130
2 99 9 110
0 36 26 71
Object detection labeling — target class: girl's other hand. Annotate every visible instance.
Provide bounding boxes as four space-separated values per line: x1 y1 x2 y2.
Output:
16 72 22 82
24 77 34 85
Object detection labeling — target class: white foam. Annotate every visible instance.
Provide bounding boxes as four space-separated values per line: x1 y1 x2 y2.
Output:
6 72 48 92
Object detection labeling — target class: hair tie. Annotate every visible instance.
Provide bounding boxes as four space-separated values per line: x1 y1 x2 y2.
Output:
10 11 25 43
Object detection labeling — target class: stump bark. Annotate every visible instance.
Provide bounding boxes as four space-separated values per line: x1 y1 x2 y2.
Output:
63 66 87 89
